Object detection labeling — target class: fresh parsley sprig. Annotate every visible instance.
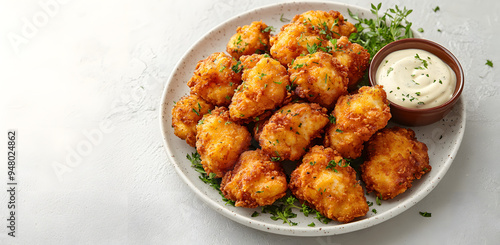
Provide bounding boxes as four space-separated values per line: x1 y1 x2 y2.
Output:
261 196 300 226
348 3 414 59
187 152 235 206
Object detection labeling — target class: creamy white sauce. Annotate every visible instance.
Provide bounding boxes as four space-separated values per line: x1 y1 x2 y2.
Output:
376 49 456 109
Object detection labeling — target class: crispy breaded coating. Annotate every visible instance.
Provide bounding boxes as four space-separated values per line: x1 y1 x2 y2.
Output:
259 103 329 161
269 23 330 66
220 149 288 208
188 52 243 106
324 85 391 159
288 51 349 109
196 107 251 178
289 145 368 223
292 10 357 39
226 21 271 60
361 127 431 200
329 36 370 89
171 94 215 147
229 54 290 121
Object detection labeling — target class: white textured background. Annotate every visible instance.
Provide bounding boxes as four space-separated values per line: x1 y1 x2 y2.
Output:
0 0 499 244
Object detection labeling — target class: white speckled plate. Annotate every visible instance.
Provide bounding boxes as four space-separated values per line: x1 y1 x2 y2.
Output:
160 1 465 236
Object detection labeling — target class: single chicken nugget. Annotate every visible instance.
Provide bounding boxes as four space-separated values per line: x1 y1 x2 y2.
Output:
196 107 251 178
289 145 368 223
361 127 431 200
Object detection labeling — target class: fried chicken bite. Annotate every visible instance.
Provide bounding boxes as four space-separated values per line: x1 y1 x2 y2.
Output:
361 127 431 200
324 85 391 159
329 36 370 89
269 23 329 66
292 10 357 39
288 51 349 109
196 107 251 178
171 94 215 147
220 149 288 208
188 52 243 106
226 21 271 60
229 54 290 122
289 145 368 223
259 103 329 161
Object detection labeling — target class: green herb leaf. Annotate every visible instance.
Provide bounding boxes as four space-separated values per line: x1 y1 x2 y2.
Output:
231 61 243 73
348 3 414 61
280 13 290 22
486 60 494 67
328 115 336 124
262 26 275 33
187 152 235 206
419 211 432 217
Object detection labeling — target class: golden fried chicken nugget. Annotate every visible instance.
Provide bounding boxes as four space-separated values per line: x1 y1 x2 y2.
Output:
259 103 329 161
289 145 368 223
324 85 391 159
329 36 370 89
288 51 349 109
226 21 271 60
269 23 330 66
292 10 357 39
361 127 431 200
171 94 215 147
229 54 290 121
220 149 288 208
188 52 243 106
196 107 251 178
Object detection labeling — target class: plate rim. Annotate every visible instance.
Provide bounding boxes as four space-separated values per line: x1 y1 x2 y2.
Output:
159 0 466 236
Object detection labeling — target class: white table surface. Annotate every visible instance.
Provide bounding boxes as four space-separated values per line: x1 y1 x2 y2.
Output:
1 0 499 244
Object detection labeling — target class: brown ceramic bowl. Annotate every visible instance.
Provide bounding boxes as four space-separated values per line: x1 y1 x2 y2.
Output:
369 38 464 126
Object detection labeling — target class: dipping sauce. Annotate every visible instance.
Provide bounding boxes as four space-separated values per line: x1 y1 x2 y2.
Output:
376 49 456 109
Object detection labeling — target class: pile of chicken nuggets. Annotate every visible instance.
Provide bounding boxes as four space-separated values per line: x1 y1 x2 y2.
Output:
171 10 431 224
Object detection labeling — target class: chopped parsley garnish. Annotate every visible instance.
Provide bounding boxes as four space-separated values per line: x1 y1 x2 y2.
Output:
192 108 200 116
419 211 432 217
328 115 336 124
433 6 440 12
414 53 429 69
262 26 275 33
280 13 290 22
231 61 243 73
293 63 304 69
486 60 494 67
270 156 281 162
417 28 424 33
387 67 394 75
306 43 319 54
251 211 260 217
